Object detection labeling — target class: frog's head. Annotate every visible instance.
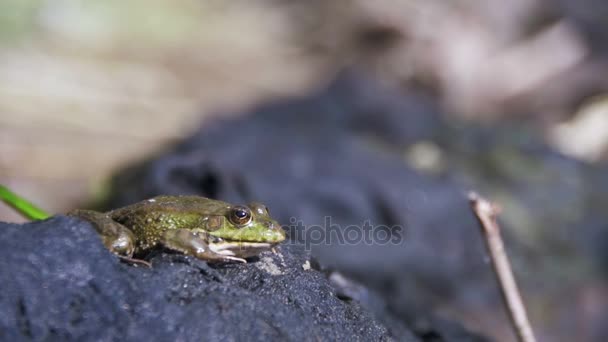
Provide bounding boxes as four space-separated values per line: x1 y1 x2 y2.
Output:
206 202 286 258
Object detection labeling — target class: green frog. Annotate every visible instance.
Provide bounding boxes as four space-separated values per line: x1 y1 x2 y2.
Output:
0 186 285 264
68 196 286 264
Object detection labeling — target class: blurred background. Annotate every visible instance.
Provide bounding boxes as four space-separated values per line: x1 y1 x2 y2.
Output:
1 1 608 341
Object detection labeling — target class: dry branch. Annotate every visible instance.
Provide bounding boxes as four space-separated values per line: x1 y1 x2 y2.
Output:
468 192 537 342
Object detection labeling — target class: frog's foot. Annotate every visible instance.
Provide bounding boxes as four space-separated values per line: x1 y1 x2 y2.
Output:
118 255 152 268
211 256 247 264
161 229 246 263
68 209 136 258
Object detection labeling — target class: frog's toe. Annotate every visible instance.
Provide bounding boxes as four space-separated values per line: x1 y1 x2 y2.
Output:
118 255 151 267
217 256 247 264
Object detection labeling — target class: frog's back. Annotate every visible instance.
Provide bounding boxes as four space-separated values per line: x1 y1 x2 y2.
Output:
114 196 232 213
109 196 232 250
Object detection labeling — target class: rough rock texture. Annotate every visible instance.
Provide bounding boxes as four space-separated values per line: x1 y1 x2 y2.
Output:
0 216 406 341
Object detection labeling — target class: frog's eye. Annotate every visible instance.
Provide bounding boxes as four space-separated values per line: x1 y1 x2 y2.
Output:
229 206 252 226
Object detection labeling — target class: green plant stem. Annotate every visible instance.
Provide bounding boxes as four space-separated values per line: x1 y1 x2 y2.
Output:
0 185 50 220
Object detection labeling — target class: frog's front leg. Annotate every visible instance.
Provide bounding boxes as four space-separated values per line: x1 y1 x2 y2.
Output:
67 209 136 257
160 229 246 263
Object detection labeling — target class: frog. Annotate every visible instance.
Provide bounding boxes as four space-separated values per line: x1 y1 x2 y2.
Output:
67 196 285 263
65 196 286 264
0 185 287 264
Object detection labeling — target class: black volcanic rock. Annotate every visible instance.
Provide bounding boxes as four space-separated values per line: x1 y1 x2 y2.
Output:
0 216 410 341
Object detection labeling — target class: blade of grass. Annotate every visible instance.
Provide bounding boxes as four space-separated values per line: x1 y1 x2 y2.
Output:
0 185 50 220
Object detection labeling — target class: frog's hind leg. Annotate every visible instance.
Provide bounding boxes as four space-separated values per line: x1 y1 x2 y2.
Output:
160 229 246 263
67 209 136 258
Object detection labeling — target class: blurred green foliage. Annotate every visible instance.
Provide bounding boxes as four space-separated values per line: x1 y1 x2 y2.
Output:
0 0 213 46
0 0 40 41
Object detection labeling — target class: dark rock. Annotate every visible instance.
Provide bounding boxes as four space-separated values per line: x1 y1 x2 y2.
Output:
0 216 404 341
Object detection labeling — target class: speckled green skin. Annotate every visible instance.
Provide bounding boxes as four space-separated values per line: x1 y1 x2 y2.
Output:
68 196 285 263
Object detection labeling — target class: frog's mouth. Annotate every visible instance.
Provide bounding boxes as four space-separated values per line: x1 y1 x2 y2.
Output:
209 239 278 258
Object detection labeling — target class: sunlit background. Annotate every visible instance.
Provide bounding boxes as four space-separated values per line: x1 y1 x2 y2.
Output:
3 0 608 218
1 1 608 341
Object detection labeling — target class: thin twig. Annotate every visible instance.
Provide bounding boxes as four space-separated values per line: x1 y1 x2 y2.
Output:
468 192 537 342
